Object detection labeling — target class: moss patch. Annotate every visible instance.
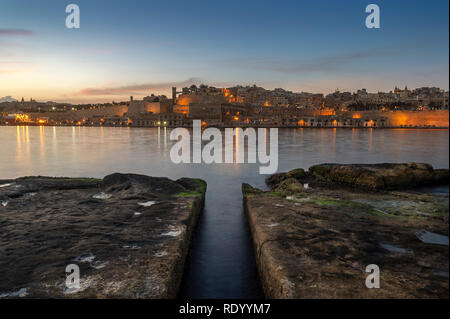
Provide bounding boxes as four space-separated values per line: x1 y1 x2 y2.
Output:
242 183 263 195
266 191 284 197
192 178 207 194
173 191 202 197
173 178 206 198
308 197 402 218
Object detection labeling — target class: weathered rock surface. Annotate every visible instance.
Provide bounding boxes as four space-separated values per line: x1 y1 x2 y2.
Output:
243 163 449 299
274 178 304 195
309 163 448 190
266 168 307 189
0 174 206 298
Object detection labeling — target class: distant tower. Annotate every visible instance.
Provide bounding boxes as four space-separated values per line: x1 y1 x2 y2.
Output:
172 87 177 104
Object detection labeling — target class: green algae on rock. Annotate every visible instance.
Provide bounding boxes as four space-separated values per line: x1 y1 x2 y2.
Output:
243 163 449 299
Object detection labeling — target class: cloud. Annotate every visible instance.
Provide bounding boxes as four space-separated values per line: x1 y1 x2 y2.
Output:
78 78 287 99
0 42 23 48
0 29 35 36
0 42 23 57
79 78 202 95
0 96 17 102
221 48 402 75
0 31 34 57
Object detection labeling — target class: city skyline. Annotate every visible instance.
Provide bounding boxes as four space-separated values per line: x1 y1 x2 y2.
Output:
0 0 449 103
1 83 448 105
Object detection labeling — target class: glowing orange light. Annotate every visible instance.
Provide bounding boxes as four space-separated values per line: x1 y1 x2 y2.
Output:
15 114 30 122
222 89 231 97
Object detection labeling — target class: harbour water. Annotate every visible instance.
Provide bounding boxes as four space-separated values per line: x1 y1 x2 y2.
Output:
1 126 449 298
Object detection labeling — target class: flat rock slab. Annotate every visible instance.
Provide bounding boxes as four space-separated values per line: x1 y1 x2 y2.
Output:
308 163 448 190
244 164 449 299
0 174 206 298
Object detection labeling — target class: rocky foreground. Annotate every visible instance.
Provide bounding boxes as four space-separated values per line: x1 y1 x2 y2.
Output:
243 163 449 299
0 173 206 298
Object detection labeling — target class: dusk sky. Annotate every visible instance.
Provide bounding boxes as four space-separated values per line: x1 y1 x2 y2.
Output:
0 0 448 103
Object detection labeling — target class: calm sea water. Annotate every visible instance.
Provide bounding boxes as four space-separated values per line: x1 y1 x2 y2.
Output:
1 126 449 298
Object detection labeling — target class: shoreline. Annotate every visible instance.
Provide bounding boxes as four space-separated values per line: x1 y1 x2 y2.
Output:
1 124 449 129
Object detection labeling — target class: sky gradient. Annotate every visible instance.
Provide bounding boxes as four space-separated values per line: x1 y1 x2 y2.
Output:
0 0 449 103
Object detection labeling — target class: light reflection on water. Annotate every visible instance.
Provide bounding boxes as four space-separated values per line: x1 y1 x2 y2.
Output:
1 126 449 298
